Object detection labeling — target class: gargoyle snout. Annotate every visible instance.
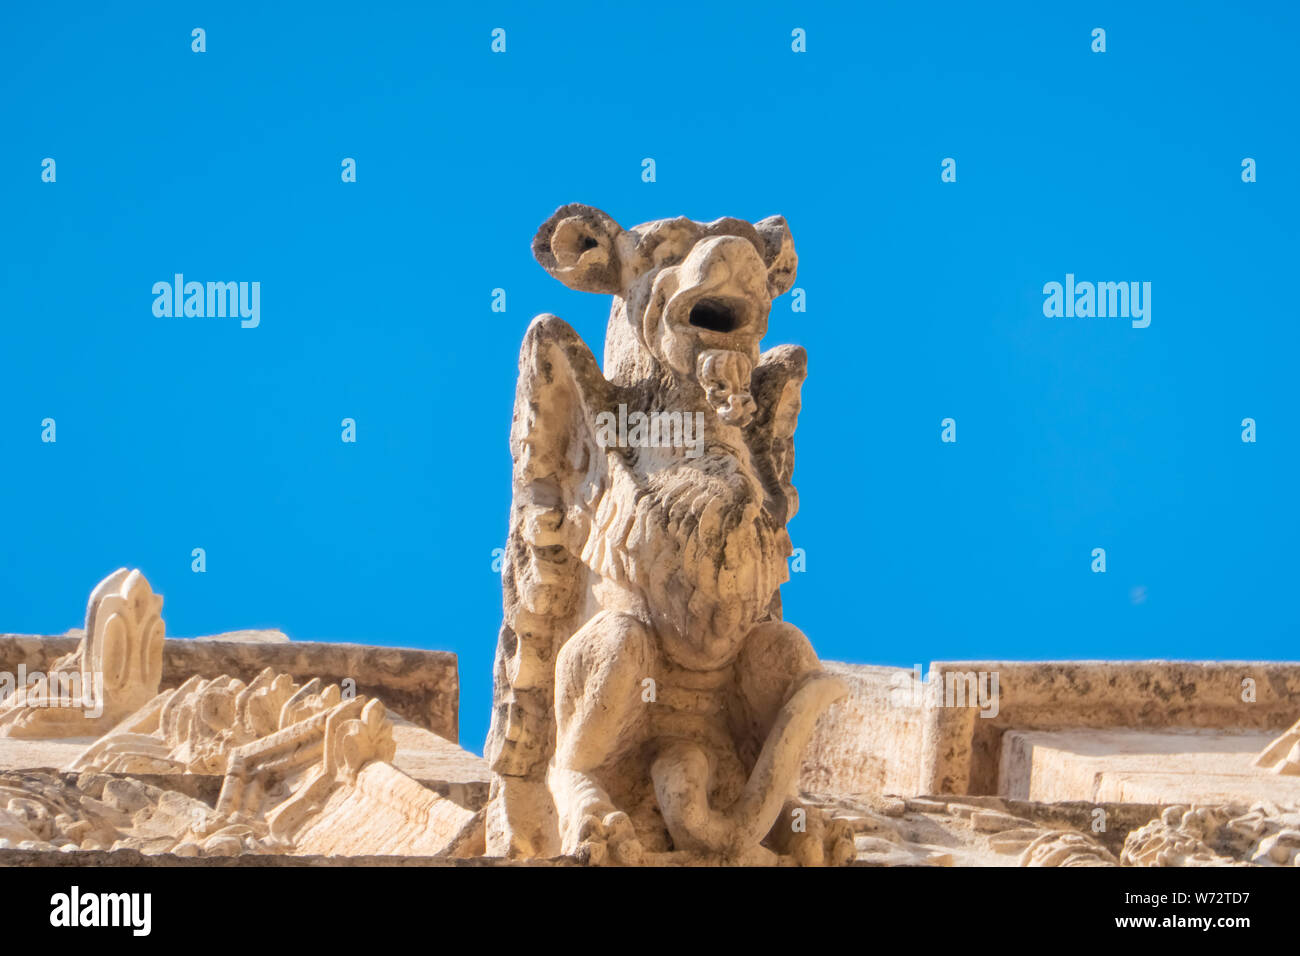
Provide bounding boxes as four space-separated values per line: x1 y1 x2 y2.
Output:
669 235 771 339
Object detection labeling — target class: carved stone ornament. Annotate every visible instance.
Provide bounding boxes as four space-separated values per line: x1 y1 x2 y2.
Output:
484 204 852 865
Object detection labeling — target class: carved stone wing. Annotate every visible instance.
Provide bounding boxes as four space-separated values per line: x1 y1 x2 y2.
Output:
744 344 807 529
485 314 616 780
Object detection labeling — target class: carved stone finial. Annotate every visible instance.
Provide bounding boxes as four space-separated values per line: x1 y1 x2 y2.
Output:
0 568 164 738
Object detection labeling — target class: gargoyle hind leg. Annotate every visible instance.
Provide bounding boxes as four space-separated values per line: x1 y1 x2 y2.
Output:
550 610 656 865
733 620 855 865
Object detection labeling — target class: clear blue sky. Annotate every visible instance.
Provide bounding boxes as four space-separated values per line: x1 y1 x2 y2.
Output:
2 2 1295 753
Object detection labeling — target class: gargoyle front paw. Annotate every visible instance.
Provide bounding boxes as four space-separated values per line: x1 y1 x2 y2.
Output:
822 816 856 867
771 801 856 866
576 809 643 866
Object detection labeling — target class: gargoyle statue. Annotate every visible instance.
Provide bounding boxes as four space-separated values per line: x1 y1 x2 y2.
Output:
484 204 853 866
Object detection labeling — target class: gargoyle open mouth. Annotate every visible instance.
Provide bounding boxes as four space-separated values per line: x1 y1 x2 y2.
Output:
688 297 747 334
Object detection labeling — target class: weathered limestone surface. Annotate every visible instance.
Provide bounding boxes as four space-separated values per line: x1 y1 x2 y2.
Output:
1122 803 1300 866
804 659 1300 803
10 769 1293 867
0 737 96 773
0 571 487 862
0 722 489 808
1256 716 1300 776
192 630 290 644
63 627 291 644
799 663 926 797
484 204 852 866
0 568 1295 867
0 633 458 741
291 761 483 857
390 718 489 809
1000 729 1300 805
929 660 1300 795
0 846 574 867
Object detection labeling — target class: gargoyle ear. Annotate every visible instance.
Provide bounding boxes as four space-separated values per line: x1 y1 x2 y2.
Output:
754 215 798 299
532 203 625 294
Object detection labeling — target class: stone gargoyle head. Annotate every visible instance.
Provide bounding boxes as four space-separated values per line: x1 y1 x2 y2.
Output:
531 204 798 427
